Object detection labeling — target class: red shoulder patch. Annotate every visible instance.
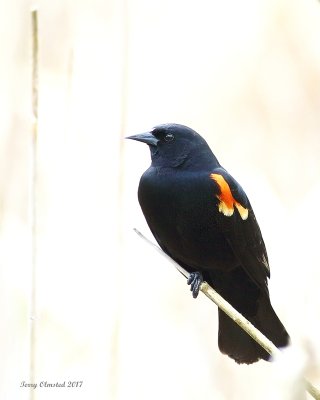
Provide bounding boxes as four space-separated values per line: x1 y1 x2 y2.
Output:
210 174 248 220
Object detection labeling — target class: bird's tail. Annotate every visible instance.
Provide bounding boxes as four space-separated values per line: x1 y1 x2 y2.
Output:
218 293 289 364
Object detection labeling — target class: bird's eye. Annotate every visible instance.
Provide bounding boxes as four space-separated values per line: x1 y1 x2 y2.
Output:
164 133 174 142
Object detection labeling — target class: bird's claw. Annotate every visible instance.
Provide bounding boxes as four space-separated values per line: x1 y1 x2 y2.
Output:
187 272 203 298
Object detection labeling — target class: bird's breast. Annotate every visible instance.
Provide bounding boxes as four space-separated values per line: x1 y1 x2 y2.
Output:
138 168 237 271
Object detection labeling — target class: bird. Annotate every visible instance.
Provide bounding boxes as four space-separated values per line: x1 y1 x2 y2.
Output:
126 123 289 364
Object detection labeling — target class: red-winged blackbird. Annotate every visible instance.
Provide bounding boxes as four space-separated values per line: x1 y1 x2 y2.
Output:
127 123 289 364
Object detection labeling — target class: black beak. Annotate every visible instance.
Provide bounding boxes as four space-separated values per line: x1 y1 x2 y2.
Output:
126 132 159 146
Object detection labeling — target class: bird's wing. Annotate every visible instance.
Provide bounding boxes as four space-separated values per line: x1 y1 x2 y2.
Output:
209 168 270 292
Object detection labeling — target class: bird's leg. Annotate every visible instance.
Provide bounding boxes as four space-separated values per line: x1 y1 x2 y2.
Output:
187 272 203 298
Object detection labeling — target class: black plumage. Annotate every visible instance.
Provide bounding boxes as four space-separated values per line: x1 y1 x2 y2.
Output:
127 123 289 364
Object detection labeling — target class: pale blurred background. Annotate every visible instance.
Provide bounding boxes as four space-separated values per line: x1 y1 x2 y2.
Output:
1 0 320 399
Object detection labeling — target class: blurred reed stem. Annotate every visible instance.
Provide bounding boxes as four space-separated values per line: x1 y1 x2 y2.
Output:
30 8 38 400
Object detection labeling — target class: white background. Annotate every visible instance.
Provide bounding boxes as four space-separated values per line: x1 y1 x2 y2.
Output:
0 0 320 398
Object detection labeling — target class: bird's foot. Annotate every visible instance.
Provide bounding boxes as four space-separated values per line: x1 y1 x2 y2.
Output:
187 272 203 298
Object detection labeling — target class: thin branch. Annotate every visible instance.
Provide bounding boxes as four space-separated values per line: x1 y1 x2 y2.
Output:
133 228 320 400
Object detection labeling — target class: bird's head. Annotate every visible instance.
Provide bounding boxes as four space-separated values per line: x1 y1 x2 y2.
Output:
126 123 218 169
